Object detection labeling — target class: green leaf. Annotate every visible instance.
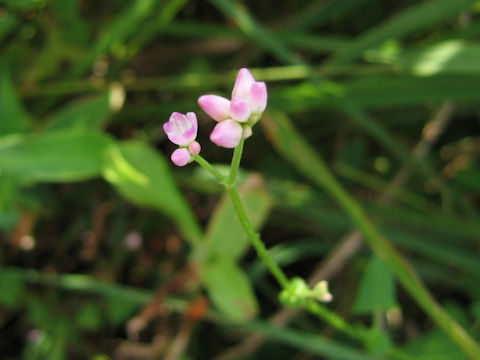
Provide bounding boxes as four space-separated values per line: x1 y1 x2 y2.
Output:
365 328 392 356
0 130 112 183
49 0 90 44
0 67 32 135
106 295 139 325
271 75 480 110
353 256 397 314
102 140 202 245
338 137 368 171
470 301 480 323
205 174 272 260
201 256 258 321
0 176 20 230
75 303 103 331
368 40 480 76
454 164 480 192
403 329 468 360
343 75 480 106
45 90 121 132
0 268 24 307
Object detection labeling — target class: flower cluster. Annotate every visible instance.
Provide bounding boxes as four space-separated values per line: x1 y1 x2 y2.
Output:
163 112 201 166
163 68 267 166
279 278 333 307
198 68 267 148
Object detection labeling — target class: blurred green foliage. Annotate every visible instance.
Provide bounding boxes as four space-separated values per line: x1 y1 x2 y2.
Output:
1 0 480 359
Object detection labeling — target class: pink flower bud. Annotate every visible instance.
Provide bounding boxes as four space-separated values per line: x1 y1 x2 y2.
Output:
210 119 243 148
171 148 191 167
163 112 198 146
232 68 255 100
230 97 251 123
249 82 267 114
188 141 201 155
197 95 231 122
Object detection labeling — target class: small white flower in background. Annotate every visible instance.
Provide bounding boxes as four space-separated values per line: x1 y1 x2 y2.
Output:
124 231 143 250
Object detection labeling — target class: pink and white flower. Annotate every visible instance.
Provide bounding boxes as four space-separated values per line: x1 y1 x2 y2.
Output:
163 112 201 166
198 68 267 148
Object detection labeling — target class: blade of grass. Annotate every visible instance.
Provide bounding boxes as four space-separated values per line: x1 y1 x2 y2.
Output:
336 162 432 212
234 321 382 360
0 66 32 135
279 33 352 54
110 0 190 73
208 0 302 65
366 40 480 76
276 0 372 33
161 21 353 54
69 0 160 77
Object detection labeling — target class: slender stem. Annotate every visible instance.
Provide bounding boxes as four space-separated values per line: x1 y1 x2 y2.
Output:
225 136 288 288
227 136 245 186
194 155 226 183
227 186 289 288
302 300 361 340
195 150 288 287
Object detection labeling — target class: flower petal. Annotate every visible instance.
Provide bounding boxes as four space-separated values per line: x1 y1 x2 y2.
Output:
249 82 267 114
210 119 243 148
182 112 198 143
232 68 255 100
230 97 251 123
169 111 185 123
198 95 230 122
171 148 191 167
186 112 198 130
163 124 189 145
163 112 198 146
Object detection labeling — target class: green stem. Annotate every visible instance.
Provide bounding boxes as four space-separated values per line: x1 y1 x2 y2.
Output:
303 300 361 340
195 151 288 287
227 186 289 288
227 136 245 185
194 155 227 183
